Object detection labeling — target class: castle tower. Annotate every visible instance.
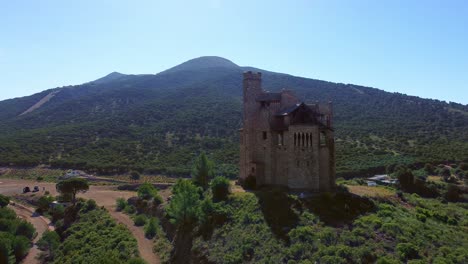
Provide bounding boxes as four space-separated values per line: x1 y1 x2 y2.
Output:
239 71 335 191
240 71 264 182
242 71 263 128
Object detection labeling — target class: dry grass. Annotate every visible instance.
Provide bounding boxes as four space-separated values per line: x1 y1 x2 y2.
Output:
346 185 395 198
111 174 178 184
427 175 444 183
230 180 246 193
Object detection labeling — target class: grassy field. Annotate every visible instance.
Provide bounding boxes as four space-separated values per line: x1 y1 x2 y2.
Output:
0 167 64 182
346 185 396 198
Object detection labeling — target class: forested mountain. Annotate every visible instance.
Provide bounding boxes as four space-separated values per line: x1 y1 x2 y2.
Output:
0 56 466 177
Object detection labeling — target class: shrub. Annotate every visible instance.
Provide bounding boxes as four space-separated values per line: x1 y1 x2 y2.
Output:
395 166 415 191
444 184 462 202
459 162 468 171
211 176 230 202
37 230 60 258
0 237 12 264
15 221 35 240
424 163 435 175
381 222 401 237
145 218 158 238
134 214 147 227
137 183 161 201
37 196 54 213
336 184 349 193
13 236 30 262
127 258 147 264
0 194 9 208
377 256 399 264
130 171 141 181
49 204 65 223
124 205 136 215
396 243 419 260
52 208 139 263
116 198 128 212
84 199 97 211
242 175 257 190
440 167 451 181
416 213 427 222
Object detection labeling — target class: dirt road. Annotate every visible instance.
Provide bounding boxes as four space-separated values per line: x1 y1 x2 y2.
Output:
0 178 160 264
108 206 160 264
9 203 53 264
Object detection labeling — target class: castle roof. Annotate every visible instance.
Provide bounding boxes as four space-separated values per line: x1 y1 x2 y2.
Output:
255 92 281 102
275 103 303 116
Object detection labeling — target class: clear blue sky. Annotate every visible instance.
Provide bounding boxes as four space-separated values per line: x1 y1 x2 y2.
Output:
1 0 467 104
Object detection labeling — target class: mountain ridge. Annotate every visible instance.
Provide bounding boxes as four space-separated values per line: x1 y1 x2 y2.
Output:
0 56 466 177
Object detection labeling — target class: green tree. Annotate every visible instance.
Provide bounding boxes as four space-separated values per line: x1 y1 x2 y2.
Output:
445 184 462 202
166 179 202 228
0 236 14 264
0 194 9 208
191 152 214 190
130 171 141 181
116 197 128 212
210 176 230 202
56 178 89 205
15 221 35 240
13 236 30 262
137 183 161 201
144 217 158 238
134 215 147 227
395 166 414 192
396 242 419 260
37 195 54 213
37 230 60 259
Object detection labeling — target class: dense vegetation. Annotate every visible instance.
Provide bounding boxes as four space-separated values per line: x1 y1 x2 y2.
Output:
142 157 467 263
190 190 467 263
39 199 143 264
0 56 466 178
0 197 36 264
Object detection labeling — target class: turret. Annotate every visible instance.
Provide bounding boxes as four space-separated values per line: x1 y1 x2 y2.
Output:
243 71 263 127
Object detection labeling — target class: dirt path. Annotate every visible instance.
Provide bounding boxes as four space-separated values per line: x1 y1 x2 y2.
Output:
0 178 160 264
107 206 160 264
9 203 53 264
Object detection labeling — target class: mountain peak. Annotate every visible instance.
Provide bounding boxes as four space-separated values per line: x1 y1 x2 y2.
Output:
92 71 126 84
160 56 239 74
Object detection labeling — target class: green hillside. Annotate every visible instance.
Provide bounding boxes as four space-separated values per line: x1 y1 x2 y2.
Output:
0 56 466 177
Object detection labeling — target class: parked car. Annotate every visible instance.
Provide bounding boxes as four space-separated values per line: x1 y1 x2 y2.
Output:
33 186 39 192
23 187 31 193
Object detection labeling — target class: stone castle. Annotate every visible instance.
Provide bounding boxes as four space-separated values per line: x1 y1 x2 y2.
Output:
239 71 335 191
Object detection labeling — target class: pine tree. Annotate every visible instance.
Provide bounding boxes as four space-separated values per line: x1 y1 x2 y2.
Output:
191 152 214 190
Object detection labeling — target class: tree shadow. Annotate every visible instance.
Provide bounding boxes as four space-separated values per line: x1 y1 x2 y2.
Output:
254 187 300 241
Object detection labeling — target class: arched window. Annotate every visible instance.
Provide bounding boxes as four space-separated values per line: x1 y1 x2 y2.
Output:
278 132 284 146
302 133 305 146
320 131 327 146
294 133 296 146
